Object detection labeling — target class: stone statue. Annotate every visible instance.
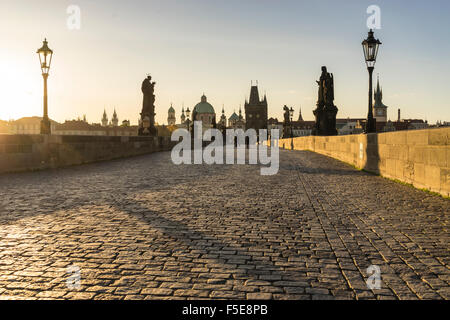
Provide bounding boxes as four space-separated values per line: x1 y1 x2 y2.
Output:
316 66 334 106
313 66 338 136
316 67 326 106
139 75 157 136
142 76 155 111
283 105 290 125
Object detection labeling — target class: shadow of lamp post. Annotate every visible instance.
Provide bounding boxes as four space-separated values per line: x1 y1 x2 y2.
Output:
37 38 53 135
362 29 381 134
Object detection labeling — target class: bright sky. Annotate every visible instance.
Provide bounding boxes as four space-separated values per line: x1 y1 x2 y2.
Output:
0 0 449 125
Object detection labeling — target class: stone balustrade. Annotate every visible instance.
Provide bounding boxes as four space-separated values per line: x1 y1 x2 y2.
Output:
275 127 449 197
0 134 174 174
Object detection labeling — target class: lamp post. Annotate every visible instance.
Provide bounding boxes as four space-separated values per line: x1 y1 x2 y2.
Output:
37 39 53 134
289 106 294 149
362 29 381 134
185 107 191 139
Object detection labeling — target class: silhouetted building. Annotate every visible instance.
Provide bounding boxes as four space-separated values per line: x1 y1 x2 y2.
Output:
267 117 314 138
111 109 119 127
336 118 365 135
292 120 315 137
54 119 137 136
267 118 283 136
193 94 216 132
101 109 108 126
244 83 267 134
297 108 304 122
168 104 176 125
373 76 388 123
180 105 186 124
218 106 227 129
8 117 58 134
355 118 428 133
228 112 238 127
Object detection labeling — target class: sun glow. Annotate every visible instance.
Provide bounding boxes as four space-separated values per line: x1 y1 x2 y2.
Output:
0 52 42 121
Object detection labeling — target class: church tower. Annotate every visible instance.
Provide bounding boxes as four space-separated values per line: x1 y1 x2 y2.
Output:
220 105 227 128
101 109 108 127
373 75 388 123
298 107 304 122
111 108 119 127
181 105 186 124
244 82 268 133
168 103 176 125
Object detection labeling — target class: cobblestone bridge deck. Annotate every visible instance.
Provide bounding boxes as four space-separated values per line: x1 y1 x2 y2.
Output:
0 150 448 300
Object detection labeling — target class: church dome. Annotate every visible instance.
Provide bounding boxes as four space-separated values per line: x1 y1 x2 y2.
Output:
168 105 175 113
229 112 239 121
194 95 215 114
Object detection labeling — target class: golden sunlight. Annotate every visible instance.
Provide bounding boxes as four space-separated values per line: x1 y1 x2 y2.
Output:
0 53 41 121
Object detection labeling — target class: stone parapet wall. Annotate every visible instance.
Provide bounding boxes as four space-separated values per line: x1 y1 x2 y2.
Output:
276 127 449 197
0 134 174 174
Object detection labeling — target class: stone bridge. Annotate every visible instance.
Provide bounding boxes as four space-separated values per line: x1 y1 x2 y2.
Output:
0 149 448 300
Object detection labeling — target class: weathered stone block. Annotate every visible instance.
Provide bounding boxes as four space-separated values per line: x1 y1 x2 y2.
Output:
395 159 405 179
386 131 407 145
424 165 441 190
413 163 426 185
378 144 388 158
385 158 396 176
440 168 450 197
407 130 428 146
377 132 386 144
429 129 449 145
409 146 424 164
426 147 448 167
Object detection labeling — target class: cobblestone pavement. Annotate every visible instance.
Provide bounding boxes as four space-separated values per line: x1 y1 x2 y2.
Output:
0 150 448 300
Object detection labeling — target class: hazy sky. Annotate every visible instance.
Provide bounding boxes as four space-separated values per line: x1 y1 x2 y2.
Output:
1 0 449 125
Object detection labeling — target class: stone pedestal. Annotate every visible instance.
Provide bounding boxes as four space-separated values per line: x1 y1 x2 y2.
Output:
138 114 157 136
312 103 338 136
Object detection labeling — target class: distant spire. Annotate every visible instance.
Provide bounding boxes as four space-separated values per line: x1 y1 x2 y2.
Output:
376 74 381 93
298 107 303 121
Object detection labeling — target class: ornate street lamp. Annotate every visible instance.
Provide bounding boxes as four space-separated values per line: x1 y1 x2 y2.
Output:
289 106 294 149
362 29 381 133
37 38 53 134
185 107 191 135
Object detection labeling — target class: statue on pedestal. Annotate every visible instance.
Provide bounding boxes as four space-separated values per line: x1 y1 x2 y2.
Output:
139 75 157 136
283 105 290 137
312 66 338 136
